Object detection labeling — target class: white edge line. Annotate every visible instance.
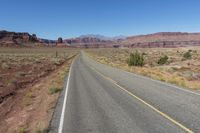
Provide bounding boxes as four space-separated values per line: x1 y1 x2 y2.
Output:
86 54 200 96
58 60 74 133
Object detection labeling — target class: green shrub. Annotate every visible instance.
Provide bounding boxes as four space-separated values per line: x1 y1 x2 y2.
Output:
183 51 192 59
157 55 168 65
127 51 144 66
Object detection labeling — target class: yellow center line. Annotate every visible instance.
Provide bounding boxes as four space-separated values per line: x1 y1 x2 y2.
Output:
88 65 194 133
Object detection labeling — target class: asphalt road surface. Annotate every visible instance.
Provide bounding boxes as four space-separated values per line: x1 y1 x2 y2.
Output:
51 52 200 133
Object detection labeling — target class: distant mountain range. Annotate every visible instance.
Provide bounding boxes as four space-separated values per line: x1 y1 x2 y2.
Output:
38 38 56 44
78 34 127 41
1 30 200 48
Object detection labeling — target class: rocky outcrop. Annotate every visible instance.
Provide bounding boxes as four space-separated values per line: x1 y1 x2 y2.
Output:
56 37 69 47
0 30 39 47
57 37 63 43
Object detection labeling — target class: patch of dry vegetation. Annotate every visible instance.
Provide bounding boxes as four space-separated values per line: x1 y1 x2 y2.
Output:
86 47 200 90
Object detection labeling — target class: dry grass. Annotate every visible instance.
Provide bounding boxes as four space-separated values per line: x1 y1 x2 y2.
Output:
0 48 79 132
86 47 200 90
0 48 78 100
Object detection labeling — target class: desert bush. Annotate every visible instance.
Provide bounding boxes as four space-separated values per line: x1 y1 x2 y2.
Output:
183 51 192 59
127 51 144 66
18 127 27 133
26 92 35 98
35 122 49 133
49 87 62 94
36 127 48 133
157 55 168 65
16 72 27 77
51 58 62 65
22 92 34 106
188 49 192 52
142 52 147 56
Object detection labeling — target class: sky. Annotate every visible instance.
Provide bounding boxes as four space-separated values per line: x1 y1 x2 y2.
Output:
0 0 200 39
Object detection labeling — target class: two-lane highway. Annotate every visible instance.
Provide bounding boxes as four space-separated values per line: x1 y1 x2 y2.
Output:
55 52 200 133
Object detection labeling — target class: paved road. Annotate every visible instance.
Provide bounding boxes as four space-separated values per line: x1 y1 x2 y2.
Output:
54 52 200 133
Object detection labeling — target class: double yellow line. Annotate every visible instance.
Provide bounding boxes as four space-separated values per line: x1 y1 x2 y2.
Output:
89 66 194 133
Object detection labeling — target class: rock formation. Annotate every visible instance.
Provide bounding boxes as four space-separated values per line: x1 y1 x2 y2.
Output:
57 37 63 43
0 30 39 47
121 32 200 48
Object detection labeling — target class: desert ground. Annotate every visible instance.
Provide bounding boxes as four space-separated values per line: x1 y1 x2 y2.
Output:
86 47 200 90
1 46 200 132
0 48 78 133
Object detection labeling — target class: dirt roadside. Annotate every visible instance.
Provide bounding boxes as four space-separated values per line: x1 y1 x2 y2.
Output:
0 55 77 133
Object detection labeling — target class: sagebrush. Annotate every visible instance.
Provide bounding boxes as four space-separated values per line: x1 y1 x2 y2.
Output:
127 51 144 66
